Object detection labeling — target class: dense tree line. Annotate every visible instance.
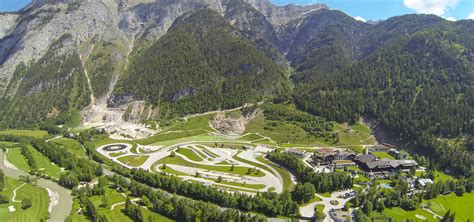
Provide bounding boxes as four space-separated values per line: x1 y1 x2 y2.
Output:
0 170 7 204
74 175 267 222
126 168 299 217
295 27 474 177
266 151 353 192
424 178 472 199
20 143 38 170
0 134 102 188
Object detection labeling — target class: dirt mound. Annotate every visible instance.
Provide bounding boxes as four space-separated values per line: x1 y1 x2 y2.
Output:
210 110 256 135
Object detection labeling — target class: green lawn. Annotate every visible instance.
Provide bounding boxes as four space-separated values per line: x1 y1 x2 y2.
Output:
300 196 323 207
159 166 189 176
0 177 49 222
109 152 125 157
28 145 62 178
335 123 376 146
212 179 266 190
7 146 62 178
426 193 474 221
255 156 294 191
433 170 454 182
6 148 30 172
232 154 275 177
238 133 265 141
381 207 436 221
0 141 15 148
177 148 203 161
51 137 87 157
117 155 149 167
70 185 174 222
0 130 48 138
164 114 214 132
314 204 325 218
318 192 331 198
195 145 218 158
156 156 265 177
371 152 396 160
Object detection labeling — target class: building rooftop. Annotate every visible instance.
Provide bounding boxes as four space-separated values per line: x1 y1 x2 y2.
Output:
333 160 354 164
354 154 376 163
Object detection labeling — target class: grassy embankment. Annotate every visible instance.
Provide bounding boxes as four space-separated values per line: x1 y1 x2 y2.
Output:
117 155 149 167
0 177 49 222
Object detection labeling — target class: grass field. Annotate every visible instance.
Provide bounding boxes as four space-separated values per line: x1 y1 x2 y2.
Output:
164 114 214 132
6 148 30 172
0 177 49 222
381 207 436 221
232 154 275 176
177 148 203 161
426 193 474 221
335 123 376 146
315 204 325 218
157 156 265 177
0 141 15 148
51 137 87 157
28 145 61 178
7 146 61 178
0 130 48 138
371 152 396 160
238 133 265 141
69 185 174 222
433 170 454 182
109 152 125 157
300 196 323 207
212 179 266 190
117 155 149 167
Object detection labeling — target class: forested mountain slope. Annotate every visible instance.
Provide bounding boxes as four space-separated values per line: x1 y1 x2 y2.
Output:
111 9 291 118
294 17 474 176
0 34 90 129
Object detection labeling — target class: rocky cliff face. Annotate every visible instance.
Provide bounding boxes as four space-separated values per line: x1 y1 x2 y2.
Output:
0 0 326 92
0 0 327 137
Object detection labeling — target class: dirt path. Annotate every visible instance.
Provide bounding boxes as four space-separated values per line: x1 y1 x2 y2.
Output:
110 198 140 210
11 182 26 202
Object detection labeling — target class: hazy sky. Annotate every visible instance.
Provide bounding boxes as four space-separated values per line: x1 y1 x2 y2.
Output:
1 0 473 21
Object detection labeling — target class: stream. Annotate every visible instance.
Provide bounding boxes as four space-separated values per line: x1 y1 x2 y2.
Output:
0 151 73 222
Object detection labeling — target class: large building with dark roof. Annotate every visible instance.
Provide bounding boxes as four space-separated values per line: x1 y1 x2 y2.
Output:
353 154 418 177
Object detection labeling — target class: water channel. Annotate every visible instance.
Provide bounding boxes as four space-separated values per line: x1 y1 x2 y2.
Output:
0 151 72 222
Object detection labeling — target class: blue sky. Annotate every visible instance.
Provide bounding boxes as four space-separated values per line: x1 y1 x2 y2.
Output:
1 0 473 21
272 0 474 21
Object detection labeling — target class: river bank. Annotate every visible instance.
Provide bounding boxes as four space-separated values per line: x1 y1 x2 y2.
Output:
0 151 72 222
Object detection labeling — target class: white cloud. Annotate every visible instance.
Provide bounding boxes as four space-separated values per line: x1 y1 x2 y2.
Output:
403 0 459 16
443 16 456 21
354 16 366 22
468 13 474 20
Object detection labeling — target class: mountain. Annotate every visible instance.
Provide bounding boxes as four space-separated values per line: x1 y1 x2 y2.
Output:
110 9 291 118
0 0 472 175
0 0 326 129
